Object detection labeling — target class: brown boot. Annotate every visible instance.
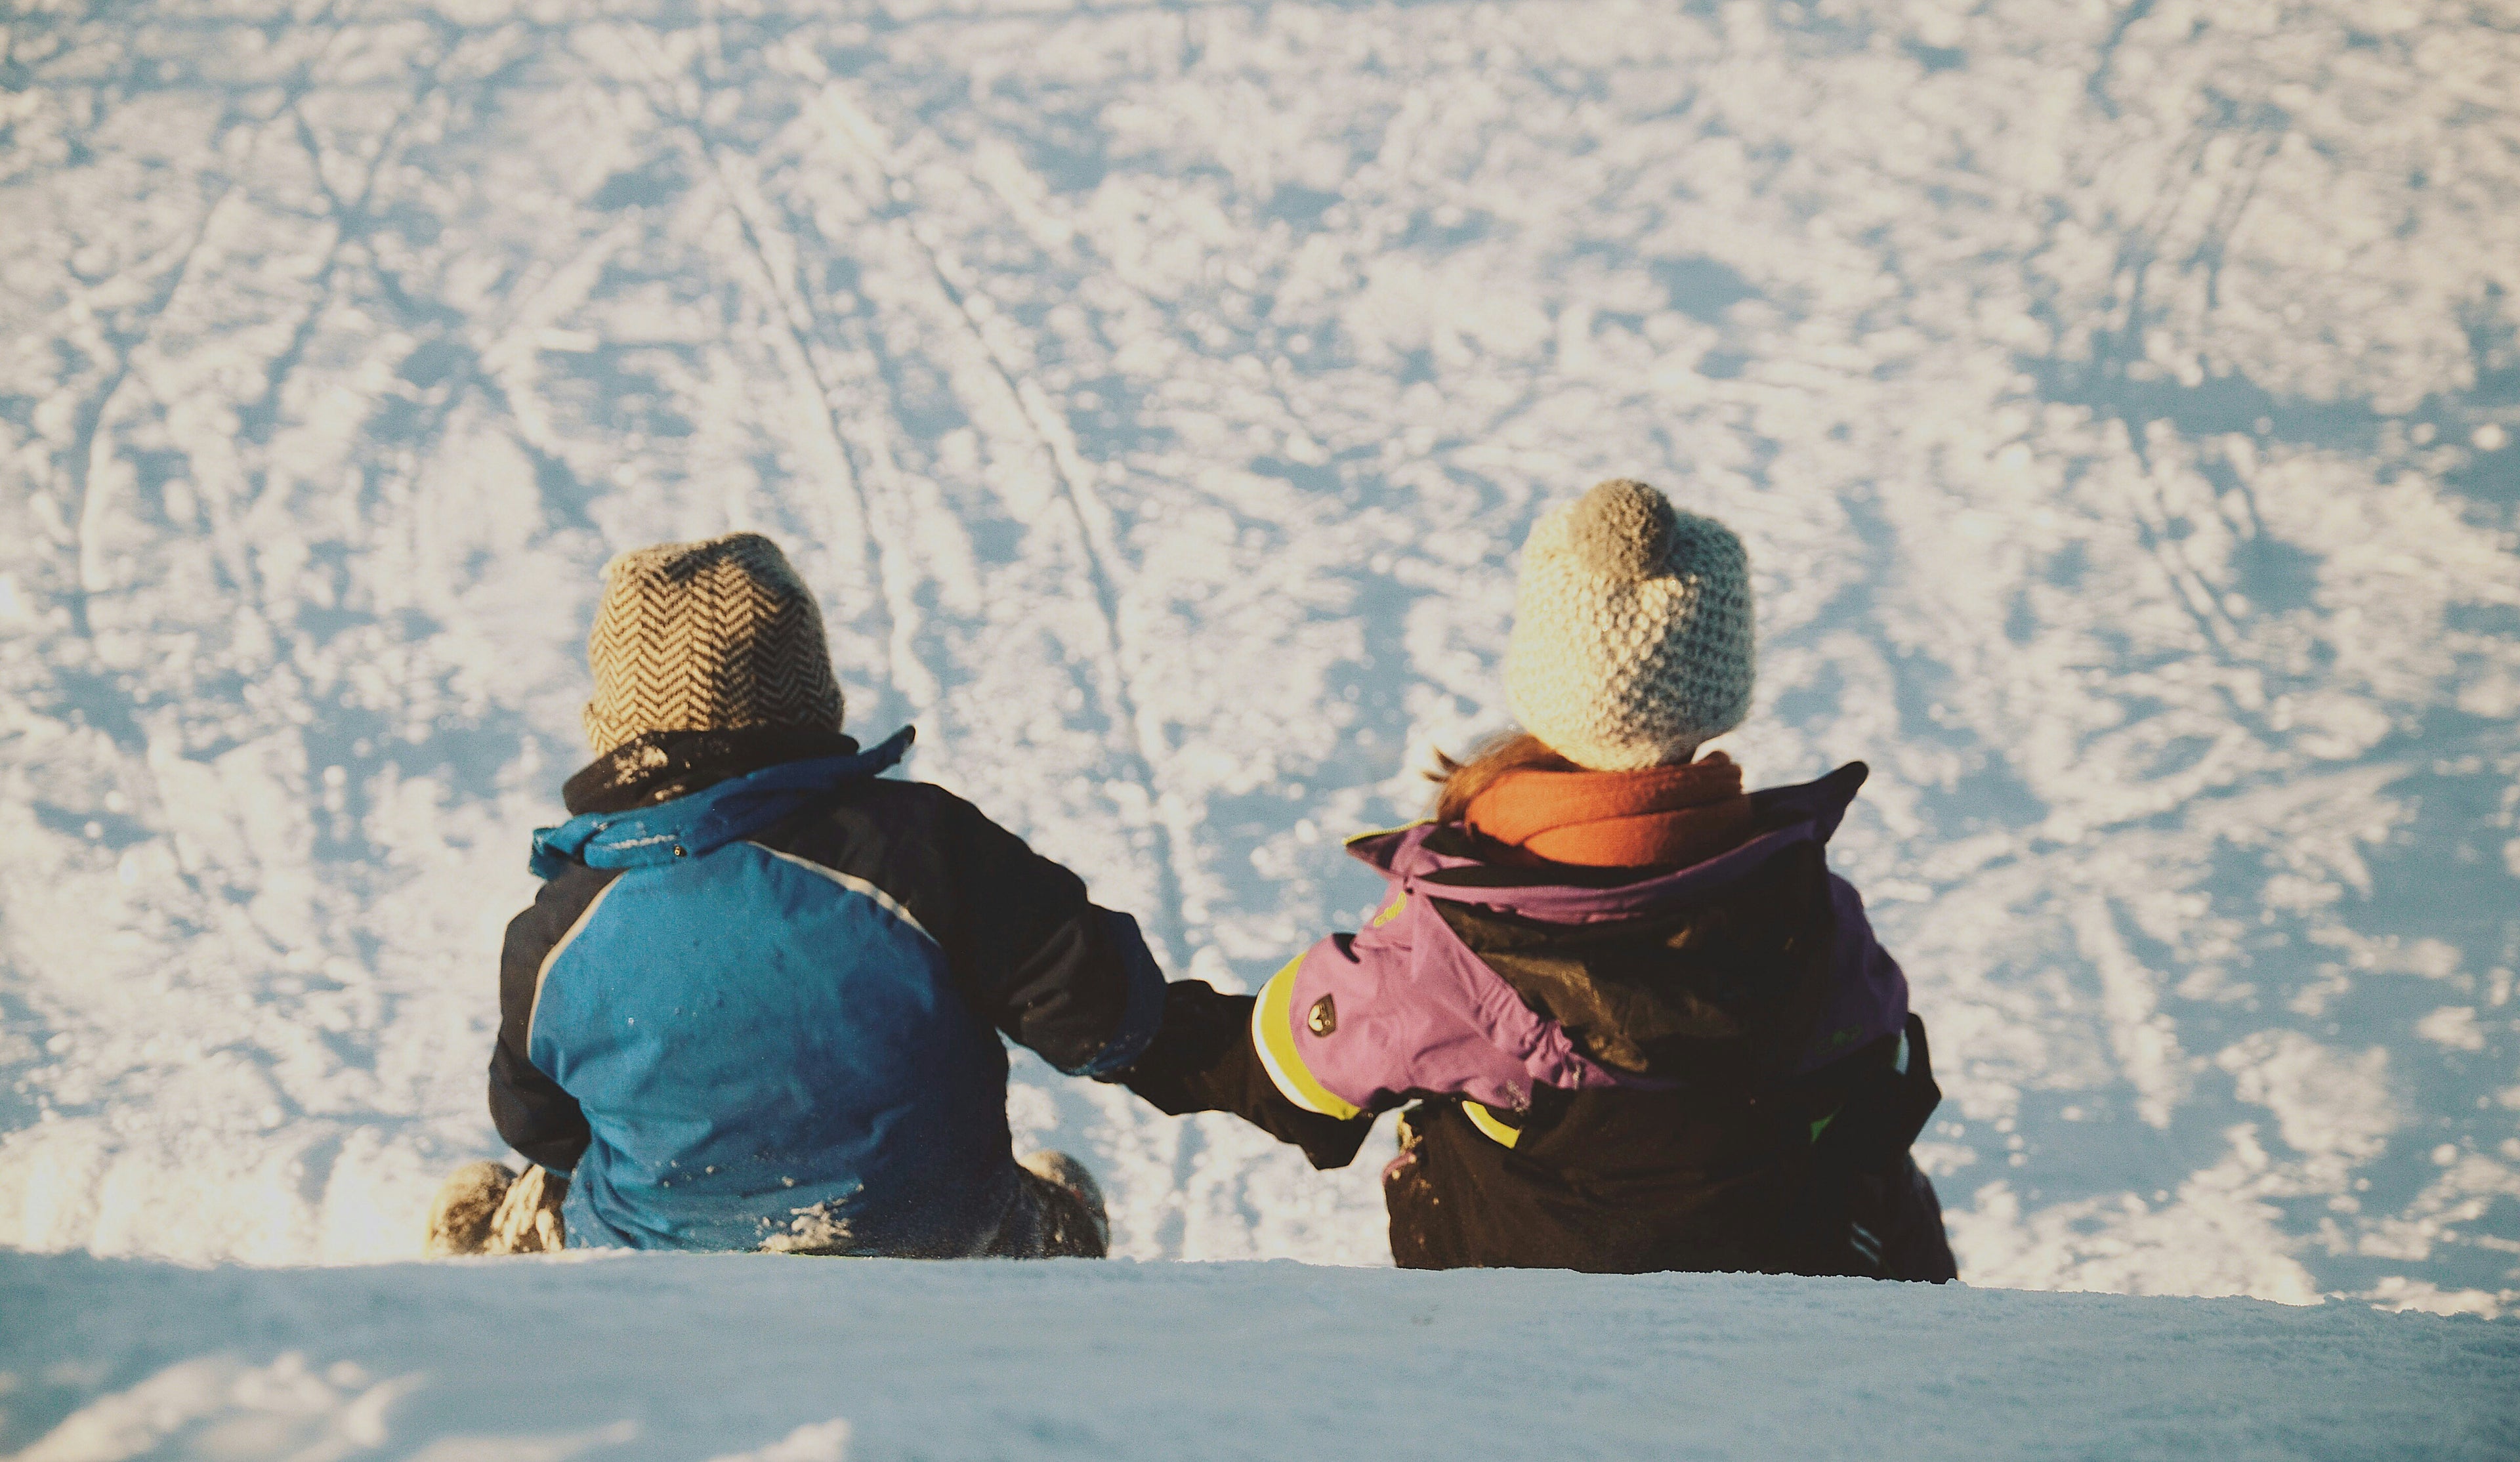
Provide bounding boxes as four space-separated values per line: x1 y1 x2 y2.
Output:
425 1161 515 1257
486 1163 568 1253
1017 1150 1110 1257
425 1161 568 1255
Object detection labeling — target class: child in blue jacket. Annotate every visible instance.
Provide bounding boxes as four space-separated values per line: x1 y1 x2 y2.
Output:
425 533 1161 1258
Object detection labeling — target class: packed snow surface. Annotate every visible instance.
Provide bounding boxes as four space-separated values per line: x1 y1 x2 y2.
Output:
3 0 2519 1322
4 1249 2516 1461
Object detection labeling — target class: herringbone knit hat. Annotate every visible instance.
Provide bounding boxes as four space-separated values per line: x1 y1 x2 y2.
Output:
1504 479 1754 771
582 533 845 753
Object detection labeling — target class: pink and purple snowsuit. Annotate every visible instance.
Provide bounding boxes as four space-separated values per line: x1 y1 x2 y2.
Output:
1124 762 1958 1277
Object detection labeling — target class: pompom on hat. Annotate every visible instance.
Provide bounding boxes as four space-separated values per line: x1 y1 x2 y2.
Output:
1503 480 1754 771
581 532 845 753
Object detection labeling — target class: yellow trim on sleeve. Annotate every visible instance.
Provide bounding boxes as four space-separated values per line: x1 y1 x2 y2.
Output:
1371 890 1408 928
1250 955 1364 1121
1461 1100 1522 1149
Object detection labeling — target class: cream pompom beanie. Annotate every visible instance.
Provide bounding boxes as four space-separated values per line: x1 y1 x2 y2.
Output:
1503 480 1754 771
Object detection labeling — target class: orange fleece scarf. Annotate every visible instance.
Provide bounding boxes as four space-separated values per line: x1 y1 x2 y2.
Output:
1463 753 1755 869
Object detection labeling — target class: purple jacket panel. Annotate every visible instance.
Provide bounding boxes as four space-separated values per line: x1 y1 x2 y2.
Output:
1269 763 1908 1114
1282 892 1645 1116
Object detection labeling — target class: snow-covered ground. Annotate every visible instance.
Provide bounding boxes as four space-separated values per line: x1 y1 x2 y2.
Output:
3 0 2519 1352
5 1248 2516 1461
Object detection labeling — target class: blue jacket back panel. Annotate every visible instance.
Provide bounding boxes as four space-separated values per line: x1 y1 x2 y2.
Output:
490 727 1163 1256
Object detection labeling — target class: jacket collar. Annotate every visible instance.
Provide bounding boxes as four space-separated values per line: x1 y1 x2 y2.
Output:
564 724 866 815
530 726 914 879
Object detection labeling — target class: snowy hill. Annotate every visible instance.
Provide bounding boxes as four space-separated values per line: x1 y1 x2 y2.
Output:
5 1249 2515 1461
3 0 2518 1358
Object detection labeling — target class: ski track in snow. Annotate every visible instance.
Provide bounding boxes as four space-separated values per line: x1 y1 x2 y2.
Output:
1 0 2516 1312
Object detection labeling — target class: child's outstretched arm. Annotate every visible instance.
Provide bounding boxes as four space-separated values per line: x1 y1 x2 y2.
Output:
845 784 1167 1079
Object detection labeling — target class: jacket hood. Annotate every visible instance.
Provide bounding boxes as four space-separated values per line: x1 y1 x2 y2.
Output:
1349 761 1870 920
1345 761 1896 1088
530 726 914 879
1253 759 1904 1118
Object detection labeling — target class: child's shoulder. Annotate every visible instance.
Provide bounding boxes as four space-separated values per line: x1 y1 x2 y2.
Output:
810 775 1052 864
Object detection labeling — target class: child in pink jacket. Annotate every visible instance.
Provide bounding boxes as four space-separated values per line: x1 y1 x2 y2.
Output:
1122 481 1956 1277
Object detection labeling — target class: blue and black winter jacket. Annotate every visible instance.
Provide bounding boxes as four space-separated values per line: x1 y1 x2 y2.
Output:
490 725 1163 1255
